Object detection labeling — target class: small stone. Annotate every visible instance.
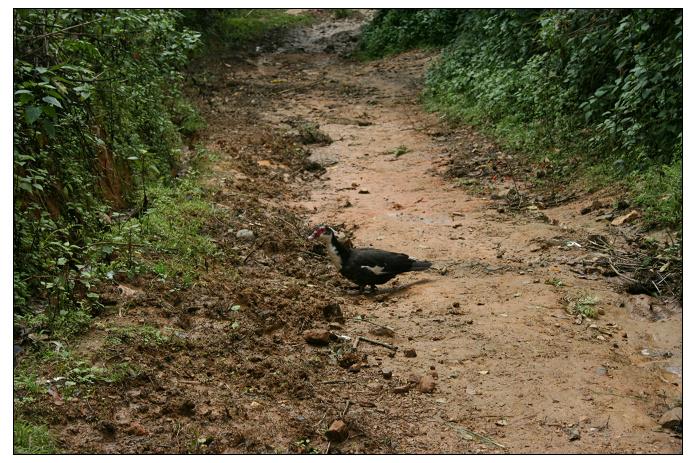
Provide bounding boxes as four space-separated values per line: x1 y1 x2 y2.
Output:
325 420 348 442
249 401 261 409
495 419 507 427
417 375 436 393
358 189 370 194
322 303 344 322
236 229 255 241
597 308 606 315
452 302 460 308
303 329 331 346
611 210 640 226
568 426 581 441
658 407 682 431
348 363 361 373
127 421 148 436
393 385 410 394
381 369 393 379
403 348 417 358
478 370 489 375
597 335 606 341
370 326 394 337
407 373 421 384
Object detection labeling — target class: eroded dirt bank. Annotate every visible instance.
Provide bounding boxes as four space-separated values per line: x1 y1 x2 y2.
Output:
28 11 681 454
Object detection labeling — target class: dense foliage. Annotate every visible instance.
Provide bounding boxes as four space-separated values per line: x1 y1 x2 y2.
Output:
359 9 462 56
13 9 200 332
360 9 682 228
179 9 311 48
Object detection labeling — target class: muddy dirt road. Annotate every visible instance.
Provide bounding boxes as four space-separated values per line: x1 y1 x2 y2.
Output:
33 12 681 454
253 13 682 453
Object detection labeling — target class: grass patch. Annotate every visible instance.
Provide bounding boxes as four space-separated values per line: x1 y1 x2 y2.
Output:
14 345 140 407
14 420 57 454
101 157 220 287
631 159 682 230
185 9 314 48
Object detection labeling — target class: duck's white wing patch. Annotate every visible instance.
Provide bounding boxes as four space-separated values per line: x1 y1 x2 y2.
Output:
327 243 343 270
361 265 386 275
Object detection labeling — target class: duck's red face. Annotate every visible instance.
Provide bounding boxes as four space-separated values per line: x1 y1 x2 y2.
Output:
308 225 331 240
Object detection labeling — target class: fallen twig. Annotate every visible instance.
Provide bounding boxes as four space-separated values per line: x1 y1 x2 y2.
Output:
358 336 397 351
589 389 647 401
243 238 267 264
608 258 639 283
356 317 395 334
341 399 351 418
447 423 505 449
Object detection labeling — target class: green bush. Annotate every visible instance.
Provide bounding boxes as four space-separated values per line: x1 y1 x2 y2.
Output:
358 9 463 57
14 420 57 454
360 9 682 228
13 9 201 331
179 9 312 48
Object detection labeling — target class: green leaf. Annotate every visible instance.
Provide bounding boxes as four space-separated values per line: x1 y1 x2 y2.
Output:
42 120 56 138
24 105 41 124
57 257 67 266
18 182 33 192
42 96 63 108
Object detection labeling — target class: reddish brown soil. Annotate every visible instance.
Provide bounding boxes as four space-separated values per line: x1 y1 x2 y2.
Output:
19 11 681 454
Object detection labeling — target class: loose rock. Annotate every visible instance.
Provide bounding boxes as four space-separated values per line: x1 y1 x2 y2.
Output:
325 420 349 442
568 426 581 441
417 375 436 393
393 385 410 394
303 329 331 346
658 407 682 431
127 421 149 436
236 229 255 241
611 210 640 226
403 348 417 358
322 302 344 322
381 369 393 379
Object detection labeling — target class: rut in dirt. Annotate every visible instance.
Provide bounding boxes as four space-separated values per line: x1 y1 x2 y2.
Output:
23 12 681 455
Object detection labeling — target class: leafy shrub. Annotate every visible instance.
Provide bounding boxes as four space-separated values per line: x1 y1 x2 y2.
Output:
179 9 312 48
13 9 201 331
360 8 682 228
358 9 463 57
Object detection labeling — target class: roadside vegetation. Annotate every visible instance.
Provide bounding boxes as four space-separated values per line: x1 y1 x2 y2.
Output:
13 8 306 453
359 9 682 230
